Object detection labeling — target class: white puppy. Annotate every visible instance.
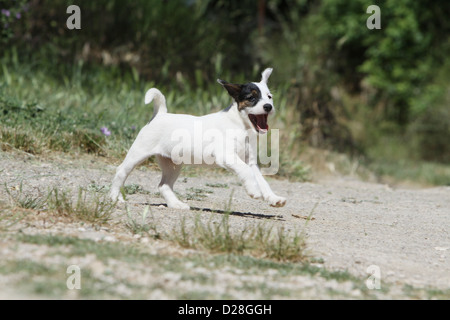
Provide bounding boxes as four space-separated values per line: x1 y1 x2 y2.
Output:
110 68 286 209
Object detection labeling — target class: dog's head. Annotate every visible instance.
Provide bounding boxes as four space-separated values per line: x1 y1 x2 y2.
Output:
218 68 274 134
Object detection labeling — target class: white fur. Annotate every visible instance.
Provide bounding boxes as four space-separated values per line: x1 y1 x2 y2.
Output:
110 68 286 209
261 68 273 84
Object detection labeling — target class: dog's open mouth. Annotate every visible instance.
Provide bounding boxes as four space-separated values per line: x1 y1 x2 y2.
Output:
248 114 269 134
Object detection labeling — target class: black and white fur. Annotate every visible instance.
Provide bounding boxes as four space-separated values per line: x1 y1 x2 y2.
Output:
110 68 286 209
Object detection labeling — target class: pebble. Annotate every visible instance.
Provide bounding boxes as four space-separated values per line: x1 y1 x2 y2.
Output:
104 235 117 242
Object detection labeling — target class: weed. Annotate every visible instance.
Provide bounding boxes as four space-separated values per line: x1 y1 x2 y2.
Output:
4 182 46 210
0 57 313 182
205 183 229 188
172 213 307 263
223 189 234 214
260 226 306 262
0 201 29 231
2 183 46 230
123 184 149 195
0 127 44 155
46 187 115 224
368 159 450 186
86 182 110 193
185 187 213 201
169 189 306 262
88 183 148 195
125 205 160 238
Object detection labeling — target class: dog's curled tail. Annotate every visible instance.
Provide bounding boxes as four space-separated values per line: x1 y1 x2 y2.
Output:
145 88 167 118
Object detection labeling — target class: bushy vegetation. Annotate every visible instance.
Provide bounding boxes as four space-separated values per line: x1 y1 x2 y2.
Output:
1 0 449 184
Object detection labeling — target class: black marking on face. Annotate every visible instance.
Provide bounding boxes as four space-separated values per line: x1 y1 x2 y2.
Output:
218 80 242 102
236 84 261 111
218 80 263 111
218 80 270 133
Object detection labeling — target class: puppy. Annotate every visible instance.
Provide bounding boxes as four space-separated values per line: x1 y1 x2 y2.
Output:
110 68 286 209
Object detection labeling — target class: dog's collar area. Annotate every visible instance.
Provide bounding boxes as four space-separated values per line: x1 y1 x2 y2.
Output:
248 114 269 134
223 103 234 112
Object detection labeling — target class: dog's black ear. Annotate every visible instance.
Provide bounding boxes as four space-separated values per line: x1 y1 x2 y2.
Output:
217 79 242 101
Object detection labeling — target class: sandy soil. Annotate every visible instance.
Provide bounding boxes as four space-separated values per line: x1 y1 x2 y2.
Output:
0 151 449 298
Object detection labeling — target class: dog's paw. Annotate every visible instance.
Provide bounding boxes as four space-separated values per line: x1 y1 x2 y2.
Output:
245 183 263 199
247 189 263 199
268 195 286 208
249 192 263 199
167 201 190 210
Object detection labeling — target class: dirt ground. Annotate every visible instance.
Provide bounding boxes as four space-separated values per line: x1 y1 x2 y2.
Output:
0 150 449 299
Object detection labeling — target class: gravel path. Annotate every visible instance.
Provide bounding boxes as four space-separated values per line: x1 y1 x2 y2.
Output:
0 151 449 298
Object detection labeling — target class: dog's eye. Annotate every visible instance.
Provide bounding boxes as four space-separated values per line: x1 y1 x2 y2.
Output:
247 96 256 102
268 94 272 99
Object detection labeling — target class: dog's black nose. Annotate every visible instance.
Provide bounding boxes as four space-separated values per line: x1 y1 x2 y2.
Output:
263 104 272 112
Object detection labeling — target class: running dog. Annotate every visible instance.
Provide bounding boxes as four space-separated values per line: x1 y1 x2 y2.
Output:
110 68 286 209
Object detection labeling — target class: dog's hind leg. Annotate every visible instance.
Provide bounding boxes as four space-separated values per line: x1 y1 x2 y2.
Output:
156 155 189 210
110 148 152 202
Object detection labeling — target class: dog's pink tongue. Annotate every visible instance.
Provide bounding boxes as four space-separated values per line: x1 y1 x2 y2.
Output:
257 115 268 133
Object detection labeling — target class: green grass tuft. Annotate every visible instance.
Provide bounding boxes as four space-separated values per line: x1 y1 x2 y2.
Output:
172 213 307 263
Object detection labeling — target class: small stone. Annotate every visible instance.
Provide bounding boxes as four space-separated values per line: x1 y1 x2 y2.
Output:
103 235 117 242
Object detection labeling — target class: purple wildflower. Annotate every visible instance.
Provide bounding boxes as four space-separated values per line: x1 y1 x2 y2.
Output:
100 127 111 136
1 9 10 17
16 12 21 19
131 125 136 131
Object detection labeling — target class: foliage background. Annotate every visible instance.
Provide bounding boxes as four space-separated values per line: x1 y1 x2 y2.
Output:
1 0 449 184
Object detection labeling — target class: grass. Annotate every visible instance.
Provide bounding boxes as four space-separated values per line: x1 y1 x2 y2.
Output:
0 200 31 231
0 51 311 182
2 232 447 299
185 187 213 201
3 177 307 264
46 187 115 224
2 46 450 186
1 197 447 299
206 183 229 188
1 42 448 300
172 213 307 263
122 183 150 195
125 205 160 238
0 233 366 299
2 51 448 186
121 198 307 263
3 183 115 224
86 182 151 196
0 53 229 158
4 182 47 210
368 159 450 186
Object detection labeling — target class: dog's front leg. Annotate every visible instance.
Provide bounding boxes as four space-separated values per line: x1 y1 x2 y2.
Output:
250 164 286 207
221 157 263 200
247 143 286 207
